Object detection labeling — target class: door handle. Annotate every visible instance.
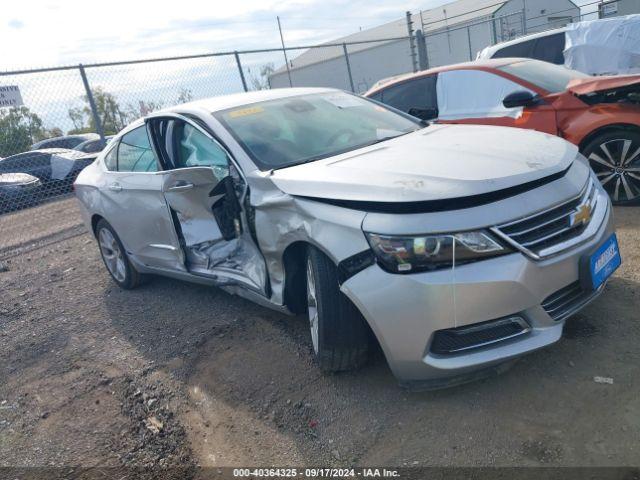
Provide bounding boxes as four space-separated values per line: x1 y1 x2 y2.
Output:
109 183 122 192
168 181 194 191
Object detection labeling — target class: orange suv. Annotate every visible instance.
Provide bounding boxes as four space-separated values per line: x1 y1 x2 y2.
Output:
365 58 640 204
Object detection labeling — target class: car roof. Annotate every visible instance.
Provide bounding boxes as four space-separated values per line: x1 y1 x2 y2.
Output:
478 27 566 59
75 136 110 146
163 87 338 114
3 148 95 160
365 58 527 95
33 133 98 143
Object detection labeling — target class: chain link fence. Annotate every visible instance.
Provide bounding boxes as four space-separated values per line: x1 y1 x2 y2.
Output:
0 53 251 259
0 37 417 260
0 1 608 260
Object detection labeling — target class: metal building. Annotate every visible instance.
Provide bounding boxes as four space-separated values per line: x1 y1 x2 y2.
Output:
269 0 580 93
599 0 640 18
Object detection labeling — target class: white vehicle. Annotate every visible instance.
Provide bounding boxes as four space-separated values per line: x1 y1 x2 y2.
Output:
75 88 621 389
477 15 640 76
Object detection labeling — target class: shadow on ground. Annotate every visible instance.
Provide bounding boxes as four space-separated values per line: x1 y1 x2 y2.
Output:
104 270 640 467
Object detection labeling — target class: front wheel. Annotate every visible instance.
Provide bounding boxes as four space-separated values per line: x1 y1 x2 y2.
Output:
306 246 370 372
582 130 640 205
96 219 145 289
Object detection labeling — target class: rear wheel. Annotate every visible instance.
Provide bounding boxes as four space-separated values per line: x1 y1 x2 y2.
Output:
96 219 144 289
306 246 369 372
582 130 640 205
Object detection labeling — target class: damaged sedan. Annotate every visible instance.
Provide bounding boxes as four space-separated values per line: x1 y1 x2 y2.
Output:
74 88 621 389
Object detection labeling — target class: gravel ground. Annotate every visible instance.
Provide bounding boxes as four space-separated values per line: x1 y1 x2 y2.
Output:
0 201 638 472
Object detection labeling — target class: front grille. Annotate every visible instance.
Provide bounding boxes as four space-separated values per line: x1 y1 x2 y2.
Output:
430 317 530 355
493 180 598 258
542 281 602 322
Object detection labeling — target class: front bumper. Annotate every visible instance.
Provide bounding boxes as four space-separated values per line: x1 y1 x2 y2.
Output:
340 193 614 388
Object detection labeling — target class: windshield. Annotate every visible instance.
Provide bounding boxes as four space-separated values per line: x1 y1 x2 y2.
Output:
214 92 421 170
498 60 591 93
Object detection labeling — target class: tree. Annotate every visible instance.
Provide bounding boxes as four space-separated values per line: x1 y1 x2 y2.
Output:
48 127 63 138
177 88 193 104
0 107 46 157
249 63 275 90
125 100 164 120
68 107 89 133
67 87 129 135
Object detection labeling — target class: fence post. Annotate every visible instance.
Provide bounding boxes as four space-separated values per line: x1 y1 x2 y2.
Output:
406 11 418 73
342 43 356 93
78 64 105 142
234 51 248 92
277 16 293 87
415 30 428 70
521 8 527 35
467 26 473 61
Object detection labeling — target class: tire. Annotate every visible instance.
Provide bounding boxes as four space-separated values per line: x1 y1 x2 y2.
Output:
582 129 640 205
306 245 369 372
95 219 145 289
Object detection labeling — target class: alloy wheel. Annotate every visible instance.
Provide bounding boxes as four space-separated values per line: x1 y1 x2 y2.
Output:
98 227 127 283
306 258 319 354
588 138 640 203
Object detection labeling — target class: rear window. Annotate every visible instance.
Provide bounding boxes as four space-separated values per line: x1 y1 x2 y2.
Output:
531 33 565 65
492 39 535 59
497 60 590 93
377 76 438 114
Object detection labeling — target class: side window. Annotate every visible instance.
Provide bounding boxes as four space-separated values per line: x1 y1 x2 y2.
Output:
0 156 21 171
436 69 534 120
104 144 117 171
61 138 82 149
532 33 565 65
367 92 383 102
0 153 47 171
117 126 158 172
492 39 535 59
174 122 230 181
380 76 438 114
26 153 52 168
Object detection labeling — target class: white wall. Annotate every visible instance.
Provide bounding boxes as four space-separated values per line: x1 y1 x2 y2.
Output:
425 18 496 66
269 39 414 93
497 0 580 33
269 0 582 91
600 0 640 17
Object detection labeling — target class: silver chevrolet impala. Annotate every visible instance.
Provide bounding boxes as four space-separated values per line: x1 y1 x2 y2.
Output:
74 88 621 389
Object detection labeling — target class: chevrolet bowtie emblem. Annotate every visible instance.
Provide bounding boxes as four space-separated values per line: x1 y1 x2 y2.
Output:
570 203 592 227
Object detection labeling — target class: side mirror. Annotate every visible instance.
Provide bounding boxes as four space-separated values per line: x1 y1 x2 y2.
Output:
408 107 438 121
503 91 539 109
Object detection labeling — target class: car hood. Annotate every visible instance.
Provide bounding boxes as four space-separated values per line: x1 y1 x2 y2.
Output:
567 74 640 95
269 124 577 203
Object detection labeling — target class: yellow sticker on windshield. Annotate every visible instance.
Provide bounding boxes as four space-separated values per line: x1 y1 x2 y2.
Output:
229 106 264 118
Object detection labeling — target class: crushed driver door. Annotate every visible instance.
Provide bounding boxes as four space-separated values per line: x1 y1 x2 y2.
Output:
149 114 269 296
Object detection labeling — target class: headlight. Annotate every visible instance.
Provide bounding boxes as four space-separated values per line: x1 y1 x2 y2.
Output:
365 230 510 274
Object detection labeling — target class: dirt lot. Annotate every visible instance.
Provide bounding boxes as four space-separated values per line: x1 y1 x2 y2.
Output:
0 200 639 471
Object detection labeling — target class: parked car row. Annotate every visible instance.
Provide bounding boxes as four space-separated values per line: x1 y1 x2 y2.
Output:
365 58 640 205
0 133 115 214
0 172 42 214
0 148 97 193
30 133 99 151
477 14 640 77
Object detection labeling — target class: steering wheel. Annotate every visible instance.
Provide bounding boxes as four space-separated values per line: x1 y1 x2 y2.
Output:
324 129 355 147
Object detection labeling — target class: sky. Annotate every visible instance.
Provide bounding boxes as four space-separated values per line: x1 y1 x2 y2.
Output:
0 0 601 134
1 0 600 70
